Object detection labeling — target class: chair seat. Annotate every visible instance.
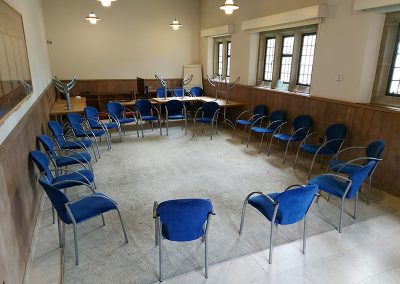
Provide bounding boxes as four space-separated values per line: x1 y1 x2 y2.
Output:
251 127 273 134
248 193 282 224
328 159 362 174
274 133 303 142
60 139 92 150
69 193 117 224
196 117 213 123
75 129 106 137
301 144 336 155
236 119 253 125
119 118 136 124
308 175 351 199
93 122 119 130
55 152 92 167
141 115 158 121
168 115 185 120
52 170 94 189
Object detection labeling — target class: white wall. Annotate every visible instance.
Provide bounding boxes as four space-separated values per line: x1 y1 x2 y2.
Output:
42 0 200 80
200 0 386 103
0 0 52 145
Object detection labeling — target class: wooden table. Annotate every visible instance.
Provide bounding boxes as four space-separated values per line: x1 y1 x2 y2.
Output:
50 97 87 122
199 97 243 108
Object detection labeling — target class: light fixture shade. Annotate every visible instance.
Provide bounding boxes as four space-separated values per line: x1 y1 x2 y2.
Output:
220 0 239 15
98 0 116 7
169 19 182 30
85 12 100 24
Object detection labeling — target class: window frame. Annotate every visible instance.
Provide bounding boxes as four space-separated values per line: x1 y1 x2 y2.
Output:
279 35 295 84
226 41 231 77
296 32 317 87
262 37 276 82
386 24 400 97
216 42 224 76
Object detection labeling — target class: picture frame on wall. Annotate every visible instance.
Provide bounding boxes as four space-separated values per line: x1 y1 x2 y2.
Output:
0 0 32 122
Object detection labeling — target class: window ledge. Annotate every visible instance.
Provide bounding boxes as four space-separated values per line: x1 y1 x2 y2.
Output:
254 85 310 97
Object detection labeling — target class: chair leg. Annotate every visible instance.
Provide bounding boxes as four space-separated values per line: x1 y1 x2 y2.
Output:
354 192 358 220
210 121 214 140
367 176 372 205
158 219 163 282
205 232 209 278
158 119 162 136
193 120 196 138
141 121 144 138
118 126 122 142
303 215 307 254
239 199 248 235
259 133 266 154
166 119 169 136
185 118 188 135
91 144 98 162
57 217 63 248
116 208 128 243
155 218 159 246
72 222 79 265
283 141 290 164
246 130 252 148
308 153 319 179
52 206 55 224
267 136 275 156
339 198 345 233
327 194 331 202
101 214 106 226
293 145 302 169
269 222 275 264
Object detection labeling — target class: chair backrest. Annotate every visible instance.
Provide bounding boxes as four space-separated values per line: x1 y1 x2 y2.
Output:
157 199 213 242
84 106 100 128
107 102 124 119
365 140 385 161
325 123 347 152
38 134 57 158
135 99 152 116
347 161 376 198
292 115 313 138
30 150 53 182
202 101 219 118
166 99 184 116
48 121 65 145
274 184 318 225
156 87 171 98
190 86 203 97
66 113 84 131
269 110 286 130
253 105 268 121
173 87 186 98
38 179 71 224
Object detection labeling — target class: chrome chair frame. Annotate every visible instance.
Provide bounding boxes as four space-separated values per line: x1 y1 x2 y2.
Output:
86 109 123 142
107 105 140 137
239 185 318 263
164 103 188 136
232 110 263 143
153 201 215 282
293 130 345 178
193 106 220 140
135 104 162 137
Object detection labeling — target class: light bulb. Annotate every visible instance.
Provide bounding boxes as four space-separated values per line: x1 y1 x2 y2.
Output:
98 0 116 7
170 19 182 30
220 0 239 15
86 12 100 24
89 19 97 24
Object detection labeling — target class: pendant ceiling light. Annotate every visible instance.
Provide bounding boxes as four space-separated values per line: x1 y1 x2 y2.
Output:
86 12 100 24
98 0 117 7
220 0 239 15
170 19 182 30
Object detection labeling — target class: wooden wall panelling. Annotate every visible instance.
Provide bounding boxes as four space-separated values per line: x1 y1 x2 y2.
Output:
0 84 56 284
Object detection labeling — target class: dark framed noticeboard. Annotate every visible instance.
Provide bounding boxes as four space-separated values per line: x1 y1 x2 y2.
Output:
0 0 32 122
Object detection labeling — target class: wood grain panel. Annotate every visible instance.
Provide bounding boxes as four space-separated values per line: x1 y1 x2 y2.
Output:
203 80 400 197
0 84 56 284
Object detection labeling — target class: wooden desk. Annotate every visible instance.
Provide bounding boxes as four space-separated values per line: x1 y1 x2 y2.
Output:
50 97 87 116
151 97 199 104
119 99 157 106
199 97 244 108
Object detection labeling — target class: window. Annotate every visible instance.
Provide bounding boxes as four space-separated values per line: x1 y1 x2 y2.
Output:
388 27 400 96
297 33 317 86
280 36 294 83
214 37 231 79
263 38 276 81
217 42 224 76
226 41 231 77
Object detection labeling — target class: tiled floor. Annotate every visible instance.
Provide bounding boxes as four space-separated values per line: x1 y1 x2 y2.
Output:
25 193 400 284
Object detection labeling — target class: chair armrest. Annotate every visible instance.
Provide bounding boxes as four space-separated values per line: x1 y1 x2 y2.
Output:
193 106 202 120
151 105 161 118
124 107 138 120
250 115 268 128
290 126 311 139
153 201 159 218
313 138 345 156
299 130 324 146
49 169 92 185
271 121 287 134
311 173 352 183
66 193 117 207
50 179 95 193
332 157 382 174
85 117 108 133
235 109 251 121
283 184 304 192
55 154 89 170
61 136 90 151
331 146 366 160
107 111 120 123
212 109 220 121
244 191 277 205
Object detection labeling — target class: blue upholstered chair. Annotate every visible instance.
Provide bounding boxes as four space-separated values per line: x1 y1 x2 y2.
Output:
106 102 139 137
190 86 203 97
65 113 110 157
84 106 122 142
38 134 93 172
38 178 128 265
308 161 376 233
268 115 313 163
233 105 268 142
328 140 385 204
30 150 95 224
173 87 186 98
153 199 215 281
135 99 162 137
246 110 286 153
156 87 172 98
48 121 97 161
193 101 220 140
239 184 318 263
294 123 347 178
164 99 187 136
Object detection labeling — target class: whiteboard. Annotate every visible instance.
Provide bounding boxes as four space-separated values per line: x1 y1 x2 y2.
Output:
183 64 203 90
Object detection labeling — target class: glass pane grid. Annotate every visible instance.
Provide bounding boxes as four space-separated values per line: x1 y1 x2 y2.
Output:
263 38 276 81
388 37 400 95
280 36 294 83
217 43 223 76
226 42 231 77
298 34 317 86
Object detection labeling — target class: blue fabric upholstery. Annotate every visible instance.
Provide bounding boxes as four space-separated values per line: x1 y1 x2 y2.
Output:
325 124 347 152
236 105 268 126
248 185 318 225
38 179 117 225
274 115 313 142
66 113 106 137
366 140 385 161
236 119 253 125
135 99 158 121
84 106 119 130
38 134 57 157
157 199 213 242
202 101 219 118
107 102 136 125
61 140 92 149
30 150 53 181
48 121 93 150
166 100 184 117
301 144 336 155
173 87 186 97
190 87 203 97
196 117 213 123
250 110 286 133
156 87 172 98
309 161 376 199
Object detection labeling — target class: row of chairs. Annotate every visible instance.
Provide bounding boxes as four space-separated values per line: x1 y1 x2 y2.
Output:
156 86 203 98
